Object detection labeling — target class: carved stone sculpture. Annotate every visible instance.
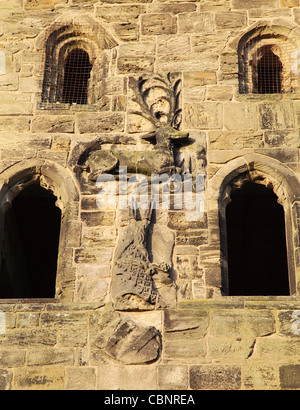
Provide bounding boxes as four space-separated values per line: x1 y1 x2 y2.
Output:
74 73 191 181
111 203 174 311
91 306 161 364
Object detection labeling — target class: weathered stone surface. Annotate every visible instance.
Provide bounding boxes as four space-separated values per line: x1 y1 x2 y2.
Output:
243 364 278 390
0 370 13 390
13 367 65 390
31 115 74 133
259 102 294 130
210 310 275 338
184 103 223 129
232 0 278 8
91 308 161 364
2 0 300 392
280 365 300 389
76 113 125 134
141 14 177 35
24 0 68 9
190 365 242 390
157 365 188 390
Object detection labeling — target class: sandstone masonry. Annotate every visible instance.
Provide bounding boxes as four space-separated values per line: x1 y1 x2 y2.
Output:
0 0 300 390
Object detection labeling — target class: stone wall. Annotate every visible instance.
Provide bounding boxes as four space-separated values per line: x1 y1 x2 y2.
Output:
1 0 300 390
0 299 300 390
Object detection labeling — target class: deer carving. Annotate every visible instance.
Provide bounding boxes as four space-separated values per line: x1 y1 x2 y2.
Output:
75 73 190 181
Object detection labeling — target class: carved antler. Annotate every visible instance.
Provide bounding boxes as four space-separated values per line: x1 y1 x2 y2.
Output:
129 73 182 130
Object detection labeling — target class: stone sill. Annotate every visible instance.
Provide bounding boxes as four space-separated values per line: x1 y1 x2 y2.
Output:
179 296 300 310
0 299 104 311
37 102 98 112
236 92 300 102
0 298 58 304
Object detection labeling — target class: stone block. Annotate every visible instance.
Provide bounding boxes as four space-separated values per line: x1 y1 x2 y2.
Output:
0 329 57 347
0 370 12 390
52 135 71 151
58 325 88 348
184 102 223 129
254 337 300 361
176 230 208 246
178 12 215 33
97 365 157 390
0 101 33 115
113 23 139 42
27 349 74 366
0 0 22 9
242 364 278 390
74 248 113 265
190 365 241 390
95 5 146 23
209 130 263 149
76 113 125 133
0 350 25 367
77 279 108 303
280 365 300 389
0 116 31 131
280 0 299 6
17 313 40 328
164 309 209 334
0 74 19 91
81 212 116 227
183 72 216 87
40 312 88 328
210 310 275 338
158 365 188 390
164 333 207 361
168 211 208 230
206 85 233 101
254 148 299 163
118 57 155 74
215 11 247 29
224 102 258 131
278 310 300 337
65 368 97 390
19 77 41 93
119 42 156 57
24 0 68 8
31 115 74 133
141 14 177 35
259 102 294 129
13 367 65 390
232 0 278 8
264 130 300 147
208 336 255 359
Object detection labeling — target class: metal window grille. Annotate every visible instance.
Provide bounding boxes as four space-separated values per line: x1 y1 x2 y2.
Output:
257 45 282 94
239 35 298 95
62 49 92 105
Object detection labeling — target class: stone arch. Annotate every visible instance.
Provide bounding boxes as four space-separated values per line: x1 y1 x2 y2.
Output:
0 160 80 301
208 154 300 296
37 15 118 108
226 20 300 94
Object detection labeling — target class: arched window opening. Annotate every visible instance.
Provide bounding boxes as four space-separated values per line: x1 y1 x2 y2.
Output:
257 46 282 94
226 182 290 296
0 184 61 299
62 49 92 105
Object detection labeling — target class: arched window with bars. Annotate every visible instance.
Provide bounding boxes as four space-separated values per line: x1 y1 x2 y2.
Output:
238 26 299 95
40 22 117 109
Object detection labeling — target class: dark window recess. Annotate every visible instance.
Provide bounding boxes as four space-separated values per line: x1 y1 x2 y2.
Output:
226 182 290 296
62 49 92 105
257 46 283 94
0 184 61 298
